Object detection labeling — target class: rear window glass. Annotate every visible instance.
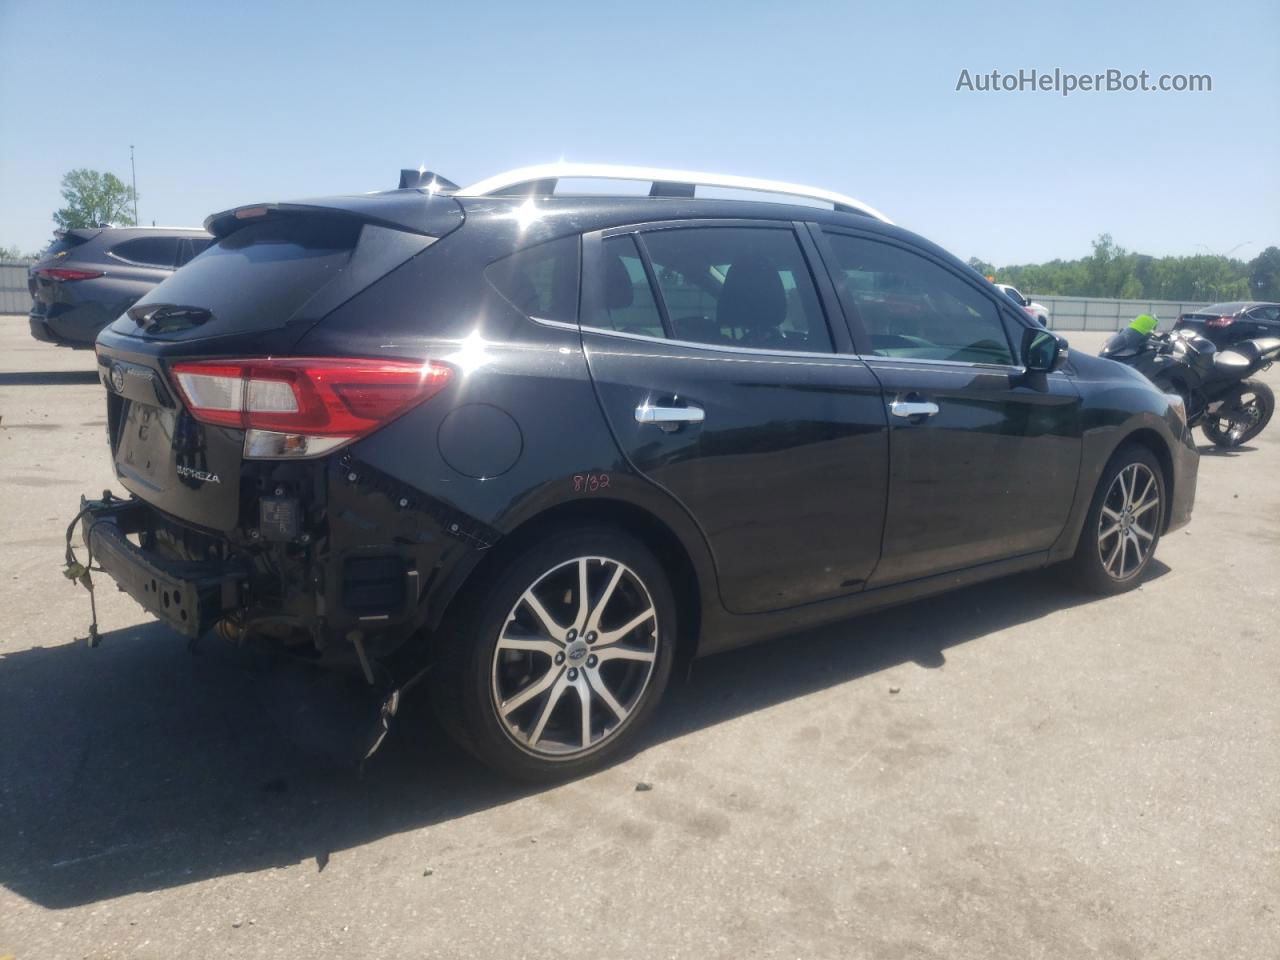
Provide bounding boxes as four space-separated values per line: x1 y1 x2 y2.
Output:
41 234 90 259
123 217 360 332
485 236 580 324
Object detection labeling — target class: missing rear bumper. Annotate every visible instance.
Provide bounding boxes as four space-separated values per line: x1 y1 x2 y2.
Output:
77 495 246 638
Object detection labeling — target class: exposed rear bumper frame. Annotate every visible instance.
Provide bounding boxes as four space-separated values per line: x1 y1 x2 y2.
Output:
79 495 246 638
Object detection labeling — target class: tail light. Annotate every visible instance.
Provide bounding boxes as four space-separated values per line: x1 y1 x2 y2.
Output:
170 357 452 459
1206 315 1235 328
37 268 104 281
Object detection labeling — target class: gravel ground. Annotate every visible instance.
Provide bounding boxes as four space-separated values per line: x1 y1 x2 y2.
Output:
0 321 1276 960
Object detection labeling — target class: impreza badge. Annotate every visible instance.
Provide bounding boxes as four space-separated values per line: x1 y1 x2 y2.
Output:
176 465 220 484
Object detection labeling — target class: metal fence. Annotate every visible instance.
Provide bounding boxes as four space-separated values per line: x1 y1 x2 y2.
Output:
1 260 34 314
1030 295 1209 332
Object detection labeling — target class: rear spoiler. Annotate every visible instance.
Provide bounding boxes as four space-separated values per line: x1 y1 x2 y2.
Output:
204 191 464 240
57 227 104 241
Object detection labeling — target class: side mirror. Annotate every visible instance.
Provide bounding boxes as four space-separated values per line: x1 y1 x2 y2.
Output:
1023 328 1068 373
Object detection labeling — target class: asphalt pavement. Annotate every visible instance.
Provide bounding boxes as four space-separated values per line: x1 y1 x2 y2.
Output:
1 321 1276 959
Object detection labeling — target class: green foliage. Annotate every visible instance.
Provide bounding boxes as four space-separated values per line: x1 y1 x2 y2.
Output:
983 234 1274 302
53 169 137 230
0 244 40 260
1249 246 1280 300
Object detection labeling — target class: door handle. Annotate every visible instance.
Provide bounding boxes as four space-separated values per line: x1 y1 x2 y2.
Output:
889 399 940 419
635 404 706 425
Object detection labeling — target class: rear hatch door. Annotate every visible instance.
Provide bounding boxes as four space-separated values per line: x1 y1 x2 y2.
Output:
94 193 463 531
29 229 100 311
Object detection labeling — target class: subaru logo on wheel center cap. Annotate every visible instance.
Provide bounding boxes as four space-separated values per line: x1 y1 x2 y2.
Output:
566 641 589 662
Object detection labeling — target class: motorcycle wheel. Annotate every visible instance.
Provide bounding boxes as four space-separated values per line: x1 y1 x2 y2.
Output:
1202 380 1275 448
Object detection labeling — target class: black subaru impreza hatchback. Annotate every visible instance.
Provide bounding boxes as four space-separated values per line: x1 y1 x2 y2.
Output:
79 163 1198 780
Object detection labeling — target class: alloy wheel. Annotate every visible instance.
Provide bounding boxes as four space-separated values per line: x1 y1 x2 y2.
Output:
490 556 659 758
1097 463 1160 580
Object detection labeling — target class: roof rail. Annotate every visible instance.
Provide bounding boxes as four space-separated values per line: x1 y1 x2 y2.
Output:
452 163 892 224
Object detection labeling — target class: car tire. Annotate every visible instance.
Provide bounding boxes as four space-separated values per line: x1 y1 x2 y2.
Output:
1068 444 1165 595
430 527 677 782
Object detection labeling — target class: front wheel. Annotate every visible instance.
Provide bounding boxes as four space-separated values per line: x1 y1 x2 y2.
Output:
1202 380 1274 447
1067 444 1165 595
431 528 676 782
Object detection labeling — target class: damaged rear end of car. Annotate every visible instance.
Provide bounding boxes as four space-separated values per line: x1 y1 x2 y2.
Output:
75 188 473 677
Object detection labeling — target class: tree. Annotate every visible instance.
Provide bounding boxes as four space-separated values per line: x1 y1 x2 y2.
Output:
53 169 137 230
1248 246 1280 301
973 234 1266 301
967 256 995 277
0 244 40 260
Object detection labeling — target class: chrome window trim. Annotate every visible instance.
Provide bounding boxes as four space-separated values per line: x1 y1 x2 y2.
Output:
577 323 850 362
556 318 1049 375
859 353 1031 376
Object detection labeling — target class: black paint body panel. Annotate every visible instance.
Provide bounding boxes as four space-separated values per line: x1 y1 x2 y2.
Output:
84 190 1198 670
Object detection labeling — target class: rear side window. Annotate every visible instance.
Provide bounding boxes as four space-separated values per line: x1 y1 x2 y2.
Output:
598 235 665 338
113 236 182 267
825 234 1014 365
485 235 580 324
588 226 832 353
110 236 183 268
177 237 214 265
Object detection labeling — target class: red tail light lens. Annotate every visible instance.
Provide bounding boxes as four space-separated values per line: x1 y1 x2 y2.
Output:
170 357 452 458
1206 315 1235 327
38 268 104 281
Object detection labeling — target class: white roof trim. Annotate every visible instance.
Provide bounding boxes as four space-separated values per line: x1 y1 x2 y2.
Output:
453 162 892 224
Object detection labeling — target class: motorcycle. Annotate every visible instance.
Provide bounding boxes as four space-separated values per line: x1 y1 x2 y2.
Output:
1100 319 1280 448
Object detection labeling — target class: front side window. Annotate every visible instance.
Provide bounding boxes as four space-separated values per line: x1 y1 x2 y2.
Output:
826 234 1014 365
640 227 832 352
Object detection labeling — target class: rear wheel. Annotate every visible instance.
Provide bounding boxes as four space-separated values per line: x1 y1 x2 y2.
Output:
431 528 676 781
1202 380 1274 447
1068 444 1165 594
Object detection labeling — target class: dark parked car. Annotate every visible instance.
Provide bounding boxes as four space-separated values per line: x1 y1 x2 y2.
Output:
75 164 1198 781
29 226 213 346
1175 301 1280 348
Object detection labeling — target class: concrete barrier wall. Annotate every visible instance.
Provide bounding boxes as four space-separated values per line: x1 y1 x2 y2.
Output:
1029 295 1210 332
1 261 34 315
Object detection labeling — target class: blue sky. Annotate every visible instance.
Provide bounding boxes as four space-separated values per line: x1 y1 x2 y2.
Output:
1 0 1276 264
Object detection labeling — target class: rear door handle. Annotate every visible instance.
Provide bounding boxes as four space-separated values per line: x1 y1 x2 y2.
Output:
635 404 706 425
889 399 940 419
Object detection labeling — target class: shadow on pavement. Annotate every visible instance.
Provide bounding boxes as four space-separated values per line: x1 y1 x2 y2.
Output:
1196 442 1259 457
0 564 1152 909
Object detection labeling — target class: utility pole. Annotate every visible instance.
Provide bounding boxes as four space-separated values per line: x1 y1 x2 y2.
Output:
130 145 139 225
